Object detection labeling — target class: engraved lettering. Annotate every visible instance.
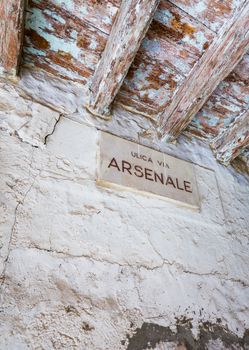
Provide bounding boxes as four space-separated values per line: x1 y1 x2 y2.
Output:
134 165 144 177
184 181 193 193
154 172 164 184
101 132 199 207
145 168 153 181
165 176 176 188
108 157 120 171
176 178 184 191
122 160 132 175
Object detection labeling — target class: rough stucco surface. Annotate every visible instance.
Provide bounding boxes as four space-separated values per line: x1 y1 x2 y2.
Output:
0 71 249 349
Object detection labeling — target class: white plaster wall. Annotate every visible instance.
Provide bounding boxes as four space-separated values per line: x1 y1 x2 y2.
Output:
0 71 249 350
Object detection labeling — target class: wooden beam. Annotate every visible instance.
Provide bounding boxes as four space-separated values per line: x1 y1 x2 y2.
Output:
159 2 249 142
0 0 25 77
210 110 249 165
88 0 160 118
232 148 249 176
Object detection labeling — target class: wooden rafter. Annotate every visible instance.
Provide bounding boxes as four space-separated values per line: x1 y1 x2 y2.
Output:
210 110 249 165
232 148 249 176
159 1 249 142
88 0 160 118
0 0 25 77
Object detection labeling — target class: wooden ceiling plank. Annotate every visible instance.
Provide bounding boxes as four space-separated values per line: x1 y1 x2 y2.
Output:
88 0 160 118
25 1 109 85
169 0 245 33
232 147 249 176
159 2 249 142
210 110 249 165
0 0 25 77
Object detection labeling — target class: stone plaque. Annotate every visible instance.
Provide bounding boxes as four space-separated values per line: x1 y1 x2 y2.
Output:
97 132 200 209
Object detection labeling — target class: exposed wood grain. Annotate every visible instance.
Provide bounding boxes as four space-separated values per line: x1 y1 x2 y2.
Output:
232 147 249 176
116 0 214 117
116 52 184 119
88 0 160 117
187 95 244 139
141 1 215 76
188 53 249 139
24 0 109 84
116 89 159 121
0 0 25 76
210 110 249 165
160 2 249 142
47 0 121 35
170 0 245 33
214 53 249 108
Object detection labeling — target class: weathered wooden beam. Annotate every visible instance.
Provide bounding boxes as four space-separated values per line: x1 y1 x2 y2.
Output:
159 2 249 142
88 0 160 118
0 0 25 77
210 110 249 165
232 147 249 176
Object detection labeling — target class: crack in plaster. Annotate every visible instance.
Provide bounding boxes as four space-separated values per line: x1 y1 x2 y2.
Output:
21 246 249 288
44 113 63 145
0 171 41 285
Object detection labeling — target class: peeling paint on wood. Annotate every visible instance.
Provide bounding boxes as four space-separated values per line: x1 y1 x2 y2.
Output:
88 0 160 117
117 0 214 117
0 0 25 77
117 53 184 118
210 110 249 165
189 53 249 139
46 0 121 35
170 0 245 33
214 53 249 108
116 92 159 121
232 147 249 175
24 0 112 83
160 2 249 142
29 0 120 35
188 95 245 139
142 0 214 75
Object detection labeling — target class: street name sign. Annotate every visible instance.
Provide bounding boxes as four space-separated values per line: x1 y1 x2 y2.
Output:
97 132 200 209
